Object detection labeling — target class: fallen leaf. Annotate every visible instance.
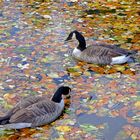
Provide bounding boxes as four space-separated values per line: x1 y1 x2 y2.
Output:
134 101 140 108
56 126 71 132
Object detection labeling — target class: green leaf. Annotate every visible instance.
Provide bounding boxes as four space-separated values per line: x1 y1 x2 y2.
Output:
80 124 98 132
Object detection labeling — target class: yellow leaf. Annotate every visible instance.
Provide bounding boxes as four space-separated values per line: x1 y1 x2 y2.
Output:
114 65 126 72
56 126 71 132
3 93 15 100
134 101 140 108
57 136 66 140
131 134 137 140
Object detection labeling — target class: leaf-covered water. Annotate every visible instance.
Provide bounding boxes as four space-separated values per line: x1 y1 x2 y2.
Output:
0 0 140 139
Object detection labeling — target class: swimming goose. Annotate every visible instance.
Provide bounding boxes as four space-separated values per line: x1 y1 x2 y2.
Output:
65 30 137 65
0 86 71 129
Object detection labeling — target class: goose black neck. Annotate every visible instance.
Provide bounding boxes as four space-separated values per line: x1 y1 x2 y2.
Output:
51 89 63 103
74 31 86 51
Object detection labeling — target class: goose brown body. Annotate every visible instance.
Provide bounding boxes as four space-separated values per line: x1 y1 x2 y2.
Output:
8 97 62 127
0 86 71 129
73 44 135 64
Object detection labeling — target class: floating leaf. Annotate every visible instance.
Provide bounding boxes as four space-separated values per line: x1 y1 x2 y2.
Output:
67 66 81 73
56 126 71 132
134 101 140 108
80 124 97 132
132 115 140 121
131 134 137 140
0 129 15 136
47 73 59 78
113 65 126 72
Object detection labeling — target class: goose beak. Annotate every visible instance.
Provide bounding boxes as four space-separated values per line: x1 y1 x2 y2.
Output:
65 36 72 41
65 32 73 42
66 88 71 98
65 38 73 43
65 38 70 41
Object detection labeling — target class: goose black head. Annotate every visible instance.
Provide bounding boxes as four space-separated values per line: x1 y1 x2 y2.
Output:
65 30 86 51
60 86 71 95
52 86 71 103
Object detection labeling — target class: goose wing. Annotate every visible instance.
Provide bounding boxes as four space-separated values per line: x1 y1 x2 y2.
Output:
13 96 47 112
9 100 61 127
8 96 47 116
80 45 130 64
0 96 46 124
84 45 130 57
99 44 135 55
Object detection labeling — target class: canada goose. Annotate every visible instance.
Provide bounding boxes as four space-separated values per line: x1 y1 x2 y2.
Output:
0 86 71 129
65 30 137 65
